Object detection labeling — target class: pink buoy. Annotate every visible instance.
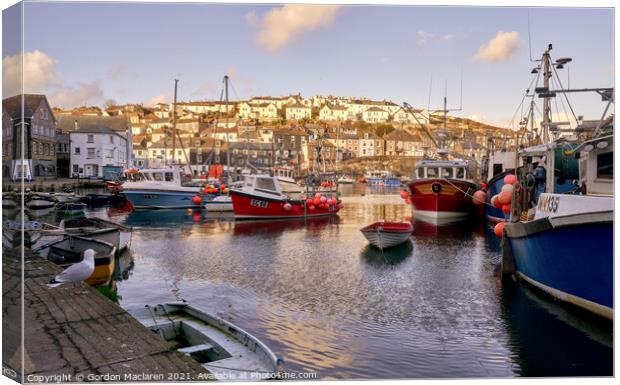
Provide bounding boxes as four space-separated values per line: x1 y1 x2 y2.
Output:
320 196 327 203
283 203 292 211
504 174 517 185
315 192 322 198
472 190 486 205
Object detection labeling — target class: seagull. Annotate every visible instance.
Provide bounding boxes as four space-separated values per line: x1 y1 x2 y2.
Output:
47 249 95 294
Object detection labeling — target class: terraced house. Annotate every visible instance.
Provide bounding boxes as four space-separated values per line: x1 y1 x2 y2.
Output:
2 94 57 180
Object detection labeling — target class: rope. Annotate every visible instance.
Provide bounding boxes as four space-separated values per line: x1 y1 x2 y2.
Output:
441 178 496 209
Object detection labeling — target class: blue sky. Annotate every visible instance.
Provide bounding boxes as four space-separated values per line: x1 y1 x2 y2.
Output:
3 2 614 127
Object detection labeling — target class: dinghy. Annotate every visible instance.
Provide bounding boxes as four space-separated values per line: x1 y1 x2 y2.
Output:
59 217 131 252
129 303 282 381
360 220 413 250
34 236 116 286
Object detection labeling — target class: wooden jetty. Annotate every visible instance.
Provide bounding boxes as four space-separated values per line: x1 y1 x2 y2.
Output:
2 248 212 382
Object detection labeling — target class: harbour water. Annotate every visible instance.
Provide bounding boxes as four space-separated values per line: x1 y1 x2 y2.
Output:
24 186 613 378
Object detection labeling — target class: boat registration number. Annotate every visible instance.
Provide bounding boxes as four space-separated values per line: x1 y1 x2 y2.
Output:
537 195 560 213
250 199 268 208
143 194 159 199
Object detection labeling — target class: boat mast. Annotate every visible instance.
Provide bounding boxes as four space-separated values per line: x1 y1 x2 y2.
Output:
172 79 178 165
541 45 552 143
224 75 232 184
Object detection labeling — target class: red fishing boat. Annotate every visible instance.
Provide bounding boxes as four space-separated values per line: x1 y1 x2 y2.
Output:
230 174 342 219
406 159 477 223
360 220 413 249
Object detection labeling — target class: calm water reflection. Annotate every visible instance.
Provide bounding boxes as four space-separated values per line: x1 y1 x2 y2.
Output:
14 186 611 378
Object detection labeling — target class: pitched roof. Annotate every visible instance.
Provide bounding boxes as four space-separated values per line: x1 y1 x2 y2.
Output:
383 130 421 142
2 94 53 120
286 103 309 109
57 115 129 133
71 124 126 138
365 107 388 113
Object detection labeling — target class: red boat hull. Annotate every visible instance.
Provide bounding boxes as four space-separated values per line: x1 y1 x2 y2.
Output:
407 179 477 223
231 190 340 219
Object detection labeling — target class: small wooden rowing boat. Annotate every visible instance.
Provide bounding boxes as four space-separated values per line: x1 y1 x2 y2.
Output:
34 235 116 286
129 303 282 381
360 220 413 250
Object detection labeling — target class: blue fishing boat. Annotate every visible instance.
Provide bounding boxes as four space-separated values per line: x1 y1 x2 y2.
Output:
501 43 613 321
364 170 401 187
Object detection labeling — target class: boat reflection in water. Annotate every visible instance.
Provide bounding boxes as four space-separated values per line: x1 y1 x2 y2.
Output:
360 240 412 266
113 248 135 282
501 278 612 376
121 209 207 228
411 219 481 240
233 216 339 237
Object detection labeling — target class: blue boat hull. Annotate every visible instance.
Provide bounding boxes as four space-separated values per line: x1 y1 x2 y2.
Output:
123 190 203 209
506 220 613 319
485 170 510 223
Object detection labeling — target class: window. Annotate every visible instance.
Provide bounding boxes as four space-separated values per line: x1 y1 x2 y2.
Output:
164 172 174 181
256 177 276 191
441 167 453 178
596 152 613 180
75 147 80 154
426 167 438 178
152 172 164 181
33 142 38 155
110 135 114 144
456 168 465 179
87 134 94 143
106 150 114 158
87 148 96 159
137 150 143 156
73 165 79 173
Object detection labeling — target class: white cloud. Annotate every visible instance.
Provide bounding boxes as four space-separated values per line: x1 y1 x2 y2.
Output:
2 50 57 97
416 30 434 46
252 5 341 53
473 31 521 63
49 81 105 109
144 94 169 107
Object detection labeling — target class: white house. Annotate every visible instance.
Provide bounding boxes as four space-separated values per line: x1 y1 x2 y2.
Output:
285 103 311 120
70 124 129 178
362 107 389 123
318 104 349 121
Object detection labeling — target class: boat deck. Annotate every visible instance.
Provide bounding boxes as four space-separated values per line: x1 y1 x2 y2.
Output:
137 312 272 381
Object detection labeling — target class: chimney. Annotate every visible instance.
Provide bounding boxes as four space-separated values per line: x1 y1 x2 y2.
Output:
74 120 79 131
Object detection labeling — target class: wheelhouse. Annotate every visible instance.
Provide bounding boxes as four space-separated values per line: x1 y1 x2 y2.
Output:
414 161 470 181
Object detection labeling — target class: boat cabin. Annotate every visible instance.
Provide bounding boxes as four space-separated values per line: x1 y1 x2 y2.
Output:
124 168 182 184
575 134 613 196
414 160 470 181
273 166 297 182
238 174 285 199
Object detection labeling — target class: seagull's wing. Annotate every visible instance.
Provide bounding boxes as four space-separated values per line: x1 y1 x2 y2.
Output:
54 261 94 283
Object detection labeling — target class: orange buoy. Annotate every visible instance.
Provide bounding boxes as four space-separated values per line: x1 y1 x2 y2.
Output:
492 195 502 209
472 190 486 205
502 204 511 214
494 221 506 237
192 195 202 204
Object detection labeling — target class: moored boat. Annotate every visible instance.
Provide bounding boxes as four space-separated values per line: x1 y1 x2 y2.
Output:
129 302 282 380
121 167 206 209
501 43 613 321
35 235 116 286
230 174 341 220
26 194 56 210
203 195 234 212
59 217 132 252
407 159 477 223
360 220 413 249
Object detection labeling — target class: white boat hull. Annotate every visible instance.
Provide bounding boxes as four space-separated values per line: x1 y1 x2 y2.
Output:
361 230 411 249
204 196 234 212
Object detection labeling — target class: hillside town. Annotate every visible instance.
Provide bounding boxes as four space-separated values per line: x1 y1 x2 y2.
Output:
2 92 516 182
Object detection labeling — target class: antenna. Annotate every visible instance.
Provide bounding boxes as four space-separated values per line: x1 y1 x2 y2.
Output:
527 12 534 62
